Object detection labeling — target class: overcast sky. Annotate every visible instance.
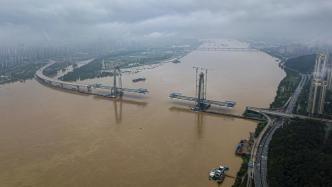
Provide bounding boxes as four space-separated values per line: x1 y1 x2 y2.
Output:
0 0 331 46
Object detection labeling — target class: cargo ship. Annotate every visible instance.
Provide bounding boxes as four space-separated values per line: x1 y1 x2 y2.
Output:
132 77 146 83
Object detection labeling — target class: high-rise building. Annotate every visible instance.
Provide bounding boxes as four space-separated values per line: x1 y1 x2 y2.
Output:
327 53 332 90
308 53 330 114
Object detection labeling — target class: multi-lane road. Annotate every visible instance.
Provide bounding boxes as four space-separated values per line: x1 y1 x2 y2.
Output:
250 73 308 187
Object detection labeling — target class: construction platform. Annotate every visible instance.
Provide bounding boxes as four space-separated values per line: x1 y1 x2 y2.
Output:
169 92 236 109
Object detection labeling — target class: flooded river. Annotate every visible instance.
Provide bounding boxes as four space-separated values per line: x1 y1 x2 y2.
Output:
0 40 285 187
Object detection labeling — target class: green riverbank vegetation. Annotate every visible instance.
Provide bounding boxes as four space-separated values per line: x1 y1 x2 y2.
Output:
268 119 332 187
0 62 45 84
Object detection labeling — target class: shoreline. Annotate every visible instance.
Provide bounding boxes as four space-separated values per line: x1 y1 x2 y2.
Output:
232 50 291 187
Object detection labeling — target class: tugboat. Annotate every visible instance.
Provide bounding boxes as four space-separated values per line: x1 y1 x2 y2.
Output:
209 165 229 183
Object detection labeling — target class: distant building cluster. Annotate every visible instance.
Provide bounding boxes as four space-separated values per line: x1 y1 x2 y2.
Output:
0 46 75 68
0 44 109 72
307 53 332 114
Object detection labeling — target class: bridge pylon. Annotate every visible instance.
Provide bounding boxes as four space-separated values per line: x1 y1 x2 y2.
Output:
110 65 123 98
101 61 124 98
193 67 210 111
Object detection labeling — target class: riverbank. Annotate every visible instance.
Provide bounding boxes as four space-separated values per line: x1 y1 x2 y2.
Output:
231 59 283 187
60 46 195 82
267 53 332 186
270 69 301 109
232 52 304 187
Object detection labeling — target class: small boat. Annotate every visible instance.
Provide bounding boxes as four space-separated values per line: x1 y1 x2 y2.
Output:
169 92 182 97
225 101 236 108
209 165 229 183
132 77 146 83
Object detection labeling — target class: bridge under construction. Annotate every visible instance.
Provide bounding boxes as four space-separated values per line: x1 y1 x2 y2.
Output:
169 67 236 111
35 61 148 99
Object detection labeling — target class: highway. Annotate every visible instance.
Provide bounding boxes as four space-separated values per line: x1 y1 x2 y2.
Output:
246 113 272 187
250 73 308 187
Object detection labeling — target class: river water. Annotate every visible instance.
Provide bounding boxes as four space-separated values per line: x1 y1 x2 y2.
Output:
0 40 285 187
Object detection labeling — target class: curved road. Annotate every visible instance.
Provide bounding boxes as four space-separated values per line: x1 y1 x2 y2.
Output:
35 60 148 97
249 73 308 187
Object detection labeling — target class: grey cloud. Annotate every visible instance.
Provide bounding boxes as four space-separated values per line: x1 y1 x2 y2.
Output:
0 0 331 46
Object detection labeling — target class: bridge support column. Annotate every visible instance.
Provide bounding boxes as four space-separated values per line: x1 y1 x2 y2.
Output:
193 68 210 111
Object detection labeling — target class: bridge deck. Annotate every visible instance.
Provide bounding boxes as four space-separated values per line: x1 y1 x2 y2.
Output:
95 85 148 94
169 94 236 108
36 62 148 96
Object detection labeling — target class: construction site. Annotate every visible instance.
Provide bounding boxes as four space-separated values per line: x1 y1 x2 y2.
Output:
35 61 149 99
169 67 236 111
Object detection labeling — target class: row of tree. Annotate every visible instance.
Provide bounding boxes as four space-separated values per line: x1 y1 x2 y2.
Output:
268 54 332 186
268 119 332 187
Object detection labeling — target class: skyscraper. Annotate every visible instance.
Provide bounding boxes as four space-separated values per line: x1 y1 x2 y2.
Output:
327 54 332 90
308 53 330 114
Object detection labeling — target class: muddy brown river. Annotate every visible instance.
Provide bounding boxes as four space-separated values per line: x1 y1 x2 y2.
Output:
0 40 285 187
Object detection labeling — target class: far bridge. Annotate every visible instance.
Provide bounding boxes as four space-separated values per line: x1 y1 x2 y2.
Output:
196 47 257 52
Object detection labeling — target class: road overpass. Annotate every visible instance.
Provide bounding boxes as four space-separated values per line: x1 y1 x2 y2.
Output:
246 107 332 123
248 73 308 187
